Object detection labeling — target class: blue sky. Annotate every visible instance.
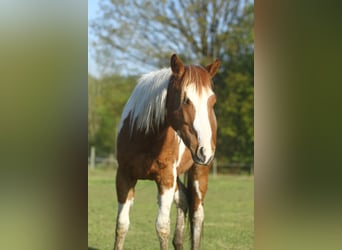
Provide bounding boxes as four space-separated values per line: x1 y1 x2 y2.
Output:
88 0 152 77
88 0 100 77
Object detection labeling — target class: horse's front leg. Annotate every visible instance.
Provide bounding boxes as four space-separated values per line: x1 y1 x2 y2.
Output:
173 178 188 250
156 170 177 250
188 164 210 250
114 169 137 250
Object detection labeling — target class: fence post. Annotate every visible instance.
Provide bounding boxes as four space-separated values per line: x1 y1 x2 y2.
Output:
90 146 96 169
212 158 217 178
108 153 116 168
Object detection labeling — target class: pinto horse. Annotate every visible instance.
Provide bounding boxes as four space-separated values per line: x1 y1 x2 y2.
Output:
114 54 220 250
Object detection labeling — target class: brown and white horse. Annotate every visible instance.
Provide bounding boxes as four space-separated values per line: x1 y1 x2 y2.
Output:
114 54 220 250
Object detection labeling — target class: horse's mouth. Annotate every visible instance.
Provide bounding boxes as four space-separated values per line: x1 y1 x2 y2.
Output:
192 154 214 166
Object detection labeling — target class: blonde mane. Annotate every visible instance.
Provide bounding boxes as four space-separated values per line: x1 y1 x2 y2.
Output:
118 65 212 136
118 68 172 135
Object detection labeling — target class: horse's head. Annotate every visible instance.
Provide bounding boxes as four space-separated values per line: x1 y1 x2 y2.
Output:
166 54 220 165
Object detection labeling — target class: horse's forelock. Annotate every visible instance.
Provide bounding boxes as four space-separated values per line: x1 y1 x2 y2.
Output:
181 66 213 95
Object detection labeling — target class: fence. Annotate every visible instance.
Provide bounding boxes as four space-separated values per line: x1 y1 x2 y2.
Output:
89 152 253 176
212 159 253 176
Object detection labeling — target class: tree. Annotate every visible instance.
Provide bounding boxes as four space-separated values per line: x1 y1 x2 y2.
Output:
88 74 137 155
215 3 254 163
91 0 253 72
90 0 254 164
88 74 100 147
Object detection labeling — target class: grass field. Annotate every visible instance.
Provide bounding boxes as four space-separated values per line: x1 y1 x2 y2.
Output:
88 167 254 250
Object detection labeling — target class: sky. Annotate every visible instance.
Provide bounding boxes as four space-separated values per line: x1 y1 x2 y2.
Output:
87 0 159 77
88 0 100 78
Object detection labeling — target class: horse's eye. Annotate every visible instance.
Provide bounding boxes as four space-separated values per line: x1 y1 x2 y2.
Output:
183 97 190 105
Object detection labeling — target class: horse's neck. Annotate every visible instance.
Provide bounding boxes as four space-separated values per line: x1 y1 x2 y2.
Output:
145 121 178 146
151 121 172 140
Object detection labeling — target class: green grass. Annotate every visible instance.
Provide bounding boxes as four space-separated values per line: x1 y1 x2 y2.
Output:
88 168 254 250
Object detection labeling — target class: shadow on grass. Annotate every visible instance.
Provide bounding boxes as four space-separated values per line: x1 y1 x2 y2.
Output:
88 247 98 250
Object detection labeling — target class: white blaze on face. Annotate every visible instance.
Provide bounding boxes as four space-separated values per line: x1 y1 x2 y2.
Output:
186 84 214 161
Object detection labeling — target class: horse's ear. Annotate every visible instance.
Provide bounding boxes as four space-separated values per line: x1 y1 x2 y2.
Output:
205 59 221 77
170 54 184 76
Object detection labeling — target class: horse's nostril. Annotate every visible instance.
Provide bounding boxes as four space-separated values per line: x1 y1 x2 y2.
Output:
197 147 206 162
199 147 204 156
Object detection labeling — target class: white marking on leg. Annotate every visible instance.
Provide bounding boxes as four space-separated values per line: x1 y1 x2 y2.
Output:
156 166 177 249
156 140 185 248
175 132 186 168
192 180 204 249
193 203 204 249
174 188 180 207
156 187 175 233
117 199 133 232
115 199 133 250
173 180 188 248
193 180 202 200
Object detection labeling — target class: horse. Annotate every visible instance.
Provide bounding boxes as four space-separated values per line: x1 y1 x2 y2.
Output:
114 54 220 250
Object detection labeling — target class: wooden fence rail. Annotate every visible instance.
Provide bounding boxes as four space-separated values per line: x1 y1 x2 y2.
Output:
88 151 253 176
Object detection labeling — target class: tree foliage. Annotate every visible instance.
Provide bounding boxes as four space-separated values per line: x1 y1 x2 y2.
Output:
91 0 253 71
89 0 254 164
88 74 136 155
